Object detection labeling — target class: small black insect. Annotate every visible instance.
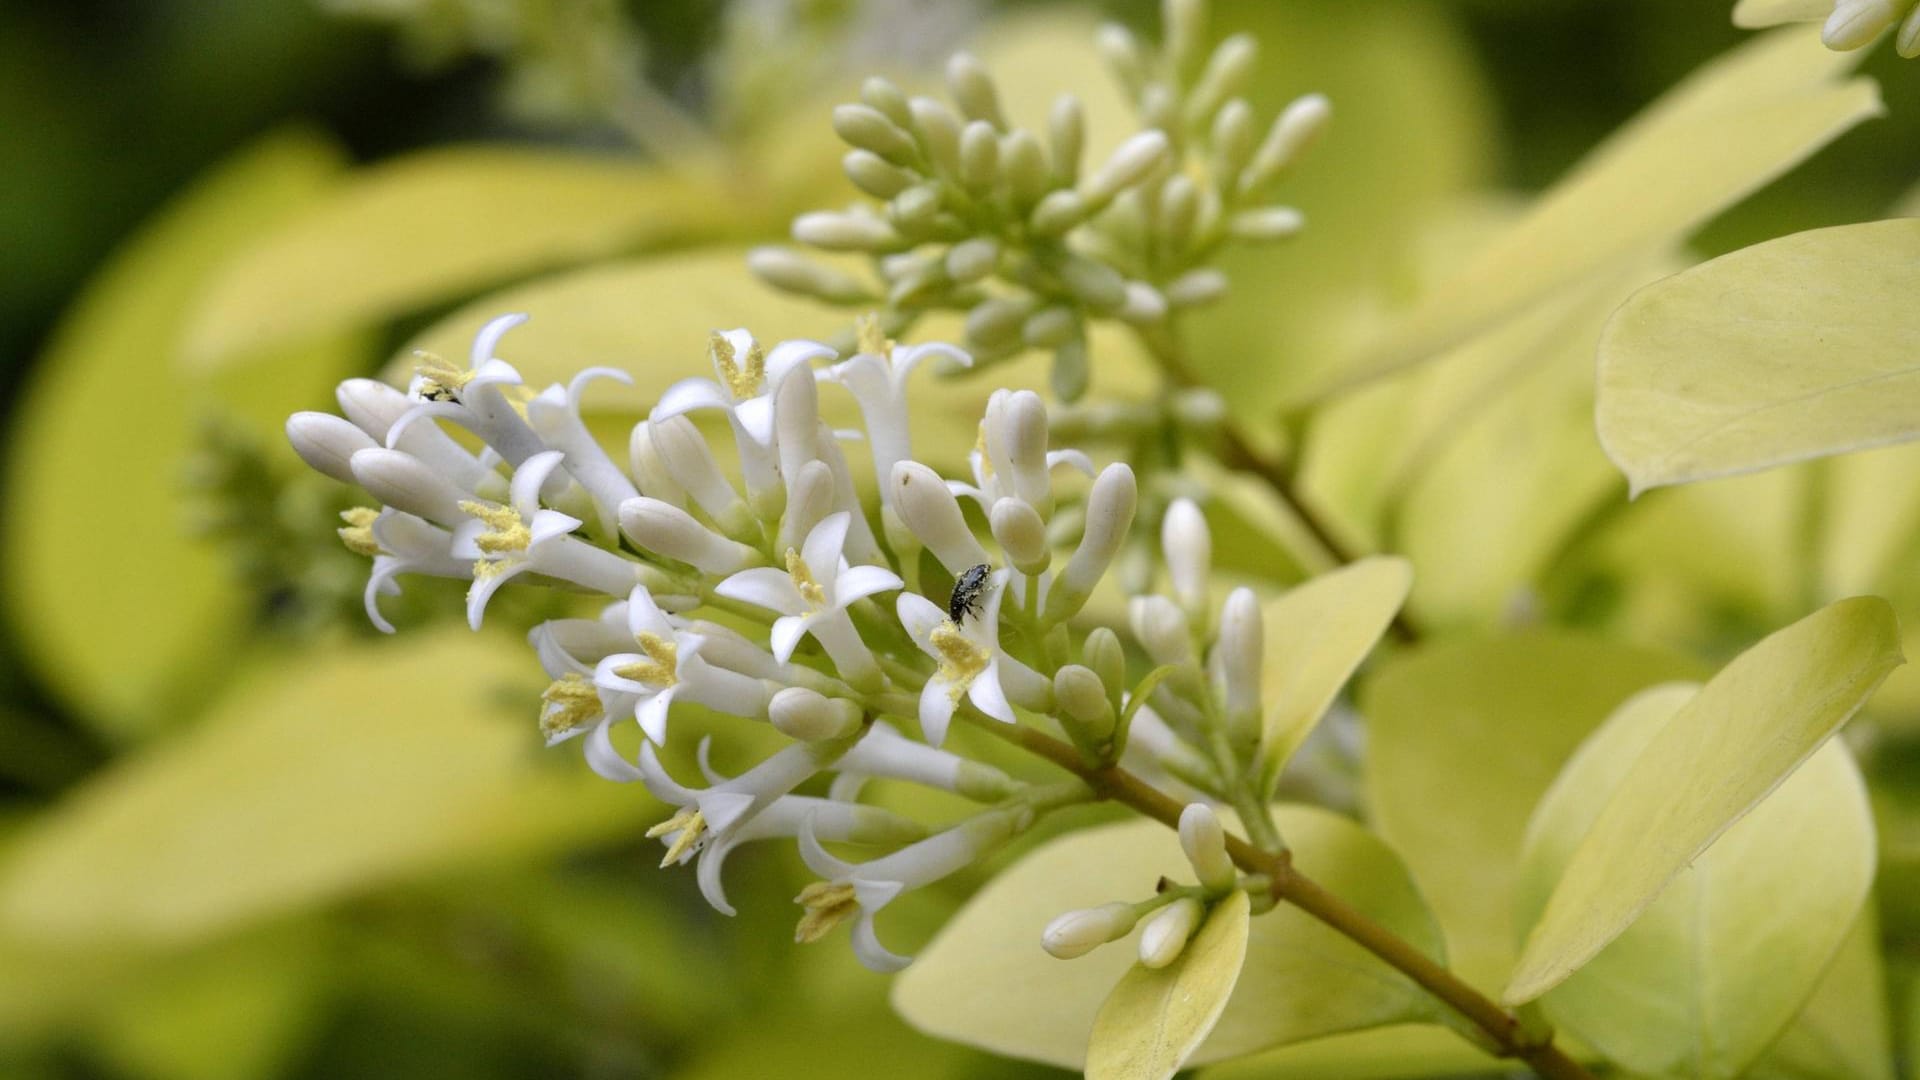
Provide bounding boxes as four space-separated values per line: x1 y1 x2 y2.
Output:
948 563 992 624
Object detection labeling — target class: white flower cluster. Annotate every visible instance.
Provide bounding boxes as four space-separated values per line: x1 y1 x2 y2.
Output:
288 314 1155 970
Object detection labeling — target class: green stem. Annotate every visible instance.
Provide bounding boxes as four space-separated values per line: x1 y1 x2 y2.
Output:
956 713 1592 1080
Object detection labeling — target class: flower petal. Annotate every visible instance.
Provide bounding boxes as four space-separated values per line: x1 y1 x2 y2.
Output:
510 449 569 515
802 511 852 584
919 679 959 747
835 564 904 606
584 717 644 782
465 559 531 630
636 686 676 744
851 910 913 973
967 661 1017 725
896 593 948 652
652 377 733 421
469 313 529 369
714 567 805 615
769 614 811 665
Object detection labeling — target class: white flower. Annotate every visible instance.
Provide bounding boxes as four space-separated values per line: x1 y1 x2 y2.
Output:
525 368 640 537
834 720 1021 802
897 569 1022 746
395 313 546 467
454 450 645 629
339 507 472 634
948 388 1092 516
590 587 773 745
635 736 853 889
822 339 972 497
796 805 1029 971
714 512 902 676
652 330 835 514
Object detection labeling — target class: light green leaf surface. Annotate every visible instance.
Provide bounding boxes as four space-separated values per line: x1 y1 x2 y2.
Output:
1 130 362 740
1088 890 1252 1080
1336 26 1879 395
183 147 727 367
0 629 641 946
1515 685 1876 1078
1819 441 1920 600
1748 907 1895 1080
893 807 1444 1070
1256 557 1412 790
1597 220 1920 494
1195 1024 1500 1080
1732 0 1832 28
1505 596 1901 1005
1366 634 1703 988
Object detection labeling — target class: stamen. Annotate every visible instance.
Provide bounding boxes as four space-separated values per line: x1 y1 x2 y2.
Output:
793 881 859 943
648 808 707 867
787 548 828 608
337 507 381 557
711 332 768 399
856 313 894 357
539 673 601 739
613 632 678 686
930 621 990 702
459 499 532 553
413 351 475 402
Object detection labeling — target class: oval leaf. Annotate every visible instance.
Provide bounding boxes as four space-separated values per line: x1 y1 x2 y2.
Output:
1598 219 1920 494
184 148 730 367
1088 890 1252 1080
1504 596 1901 1005
0 630 639 945
893 806 1444 1069
1257 557 1413 789
1336 25 1879 394
1732 0 1831 28
1515 685 1876 1078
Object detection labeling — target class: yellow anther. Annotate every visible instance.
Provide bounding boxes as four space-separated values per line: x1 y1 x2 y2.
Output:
710 332 768 399
793 881 859 943
613 632 678 686
337 506 381 557
930 621 990 703
856 313 894 357
647 808 706 867
539 673 601 739
458 499 531 554
786 548 828 608
412 351 475 402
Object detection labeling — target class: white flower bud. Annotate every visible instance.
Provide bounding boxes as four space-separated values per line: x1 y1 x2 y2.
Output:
1118 282 1168 325
1211 98 1256 184
1022 306 1079 349
860 76 912 125
1048 95 1084 184
287 411 376 484
1045 463 1136 622
842 149 915 198
1042 901 1139 959
1078 131 1171 209
1179 803 1238 893
959 120 1000 190
1215 587 1263 746
793 211 903 253
990 498 1050 575
1901 4 1920 57
945 237 1000 283
1166 268 1229 308
907 96 963 175
349 448 468 528
1130 595 1192 666
334 378 410 440
1826 0 1898 49
1158 175 1201 254
890 461 991 574
1163 0 1207 78
775 361 821 493
769 686 865 741
1058 255 1128 312
649 415 750 531
966 295 1034 350
946 52 1006 129
1230 207 1306 242
888 184 944 238
1094 23 1148 97
1241 93 1331 195
618 497 760 575
1185 33 1257 129
627 420 687 508
1163 497 1210 616
1004 391 1053 511
1000 130 1050 206
1083 626 1127 714
780 460 836 556
1139 896 1204 969
1054 664 1115 743
832 103 918 164
1029 190 1088 236
748 245 874 303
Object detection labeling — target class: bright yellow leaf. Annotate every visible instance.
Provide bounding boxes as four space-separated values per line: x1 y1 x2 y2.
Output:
1087 890 1252 1080
1504 596 1901 1005
1732 0 1832 28
1748 907 1895 1080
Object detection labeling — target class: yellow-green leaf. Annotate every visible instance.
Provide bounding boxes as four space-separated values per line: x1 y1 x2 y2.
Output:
1818 440 1920 600
1088 890 1252 1080
1195 1024 1503 1080
1256 557 1413 790
1366 634 1704 988
1732 0 1831 28
1504 596 1901 1005
184 147 734 368
1597 219 1920 495
893 807 1443 1070
1749 907 1895 1080
1335 25 1879 395
1515 685 1876 1078
1 130 362 739
0 629 641 946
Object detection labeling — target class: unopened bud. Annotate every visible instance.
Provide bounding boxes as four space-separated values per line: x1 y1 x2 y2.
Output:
1825 0 1899 50
1045 462 1137 621
618 497 760 575
1130 595 1192 666
288 411 376 484
1162 497 1211 616
349 448 468 527
649 415 748 528
1179 803 1237 893
334 378 410 440
832 103 919 165
1157 175 1200 254
1029 190 1088 236
1166 268 1229 307
842 149 917 199
946 52 1006 128
907 96 963 176
1083 627 1127 715
1023 305 1079 349
793 211 902 253
890 461 991 574
959 120 1000 191
860 76 912 126
1118 282 1168 325
1901 5 1920 57
1230 207 1306 242
945 237 1000 284
991 497 1050 574
965 296 1034 351
1079 131 1171 208
1241 93 1331 195
748 246 874 303
627 421 687 507
1048 95 1085 184
1042 901 1139 959
1185 34 1257 130
1211 98 1256 184
770 686 865 741
1215 587 1264 746
1163 0 1207 81
888 184 944 236
1051 337 1091 404
1139 896 1204 969
1057 255 1128 312
1094 23 1148 97
1054 664 1115 742
1000 129 1050 206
